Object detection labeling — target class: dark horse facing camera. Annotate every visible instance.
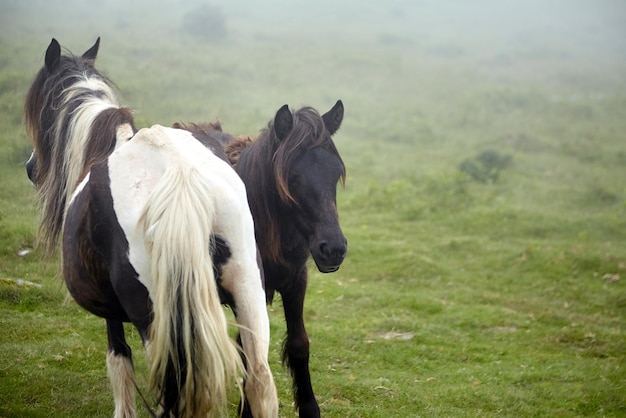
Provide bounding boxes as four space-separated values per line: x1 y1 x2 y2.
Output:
233 101 348 417
179 100 348 417
271 102 348 274
236 101 348 278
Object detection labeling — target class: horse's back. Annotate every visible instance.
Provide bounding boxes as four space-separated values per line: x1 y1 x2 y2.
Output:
110 125 244 195
105 125 254 295
108 124 248 222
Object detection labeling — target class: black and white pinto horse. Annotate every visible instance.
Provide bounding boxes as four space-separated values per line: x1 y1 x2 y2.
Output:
24 38 278 418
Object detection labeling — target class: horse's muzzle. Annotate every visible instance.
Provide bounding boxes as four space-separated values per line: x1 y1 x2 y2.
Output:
312 238 347 273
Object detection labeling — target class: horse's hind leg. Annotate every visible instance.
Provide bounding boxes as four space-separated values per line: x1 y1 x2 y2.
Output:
235 332 253 417
106 319 137 418
280 275 320 418
236 299 279 417
224 266 278 417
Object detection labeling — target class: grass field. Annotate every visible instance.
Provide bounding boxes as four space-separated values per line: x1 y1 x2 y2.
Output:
1 0 625 416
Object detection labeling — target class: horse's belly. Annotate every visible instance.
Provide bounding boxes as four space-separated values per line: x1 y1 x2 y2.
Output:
63 180 130 321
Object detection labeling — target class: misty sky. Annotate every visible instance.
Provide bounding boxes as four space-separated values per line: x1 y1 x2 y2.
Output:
2 0 625 61
1 0 625 130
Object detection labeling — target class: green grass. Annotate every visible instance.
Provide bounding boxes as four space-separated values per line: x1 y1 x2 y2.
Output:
2 1 626 417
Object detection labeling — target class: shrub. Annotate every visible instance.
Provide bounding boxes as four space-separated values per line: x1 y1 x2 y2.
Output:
459 149 512 183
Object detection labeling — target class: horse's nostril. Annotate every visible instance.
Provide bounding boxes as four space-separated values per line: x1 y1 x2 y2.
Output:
319 241 347 261
319 241 330 257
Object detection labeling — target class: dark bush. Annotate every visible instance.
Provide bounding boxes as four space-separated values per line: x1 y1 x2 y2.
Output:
459 149 512 183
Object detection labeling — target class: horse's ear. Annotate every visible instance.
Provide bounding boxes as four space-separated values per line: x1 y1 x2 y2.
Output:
274 104 293 141
322 100 344 135
82 37 100 61
45 38 61 72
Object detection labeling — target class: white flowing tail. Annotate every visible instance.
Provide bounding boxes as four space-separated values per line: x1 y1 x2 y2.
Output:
139 162 243 418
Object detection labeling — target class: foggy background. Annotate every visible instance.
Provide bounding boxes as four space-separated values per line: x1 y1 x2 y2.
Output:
3 0 625 55
2 0 625 196
2 0 625 114
1 2 625 415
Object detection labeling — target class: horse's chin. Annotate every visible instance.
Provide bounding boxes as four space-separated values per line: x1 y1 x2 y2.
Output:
313 260 342 274
311 247 346 274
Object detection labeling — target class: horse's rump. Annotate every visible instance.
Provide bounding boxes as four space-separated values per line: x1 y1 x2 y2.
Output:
106 125 245 417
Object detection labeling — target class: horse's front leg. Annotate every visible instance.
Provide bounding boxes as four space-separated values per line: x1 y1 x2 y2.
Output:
280 270 320 418
106 319 137 418
224 262 278 418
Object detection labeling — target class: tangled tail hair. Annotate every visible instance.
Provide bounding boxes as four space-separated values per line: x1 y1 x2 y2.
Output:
139 163 243 417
